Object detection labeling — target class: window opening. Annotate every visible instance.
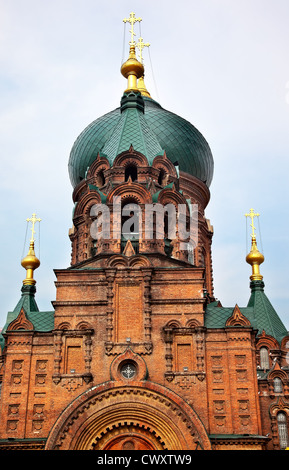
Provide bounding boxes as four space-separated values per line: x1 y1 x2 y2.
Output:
121 200 140 253
125 164 137 182
260 347 270 369
97 170 105 187
120 362 137 379
277 412 289 449
158 169 166 186
274 377 283 393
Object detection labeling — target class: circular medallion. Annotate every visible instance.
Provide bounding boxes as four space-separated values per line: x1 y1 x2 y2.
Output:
120 362 137 379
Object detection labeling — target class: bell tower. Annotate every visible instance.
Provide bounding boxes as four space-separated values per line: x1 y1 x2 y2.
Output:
46 12 216 449
67 14 215 298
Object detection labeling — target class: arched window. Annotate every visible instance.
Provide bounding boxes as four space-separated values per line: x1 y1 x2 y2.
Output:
164 213 169 239
274 377 283 393
260 347 270 369
96 170 105 187
277 412 289 450
163 213 173 256
158 169 166 186
125 164 137 182
121 199 140 253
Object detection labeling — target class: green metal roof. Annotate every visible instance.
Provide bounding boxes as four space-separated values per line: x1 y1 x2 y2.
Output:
68 94 214 188
102 103 164 164
205 302 254 329
0 285 54 349
10 284 39 315
247 280 288 344
2 310 54 333
205 280 288 345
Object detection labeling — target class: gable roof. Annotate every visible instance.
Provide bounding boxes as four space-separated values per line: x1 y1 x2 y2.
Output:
0 285 54 350
205 280 288 345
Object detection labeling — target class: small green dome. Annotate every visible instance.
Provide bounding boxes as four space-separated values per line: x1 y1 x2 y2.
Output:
68 96 214 188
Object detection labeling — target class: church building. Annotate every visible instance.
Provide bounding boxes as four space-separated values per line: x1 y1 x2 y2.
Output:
0 13 288 451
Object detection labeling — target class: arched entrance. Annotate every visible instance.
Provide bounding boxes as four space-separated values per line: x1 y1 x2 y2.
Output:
45 381 211 450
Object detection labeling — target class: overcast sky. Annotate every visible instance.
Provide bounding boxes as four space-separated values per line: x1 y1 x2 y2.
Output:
0 0 288 331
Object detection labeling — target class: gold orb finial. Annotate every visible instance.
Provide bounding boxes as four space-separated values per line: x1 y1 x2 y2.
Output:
245 236 264 281
121 43 144 92
245 208 264 281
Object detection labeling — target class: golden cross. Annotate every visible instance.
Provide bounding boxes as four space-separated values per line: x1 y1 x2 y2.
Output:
136 37 150 64
123 12 142 45
245 208 260 238
27 213 41 242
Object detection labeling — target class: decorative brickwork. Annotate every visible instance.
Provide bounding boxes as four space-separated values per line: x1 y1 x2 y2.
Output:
0 74 289 451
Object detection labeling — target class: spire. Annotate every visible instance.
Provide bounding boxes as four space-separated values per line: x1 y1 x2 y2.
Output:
245 208 264 281
243 208 288 343
21 213 41 286
0 213 42 340
121 13 144 93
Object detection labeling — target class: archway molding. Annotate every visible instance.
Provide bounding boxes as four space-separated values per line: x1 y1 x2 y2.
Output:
45 381 211 450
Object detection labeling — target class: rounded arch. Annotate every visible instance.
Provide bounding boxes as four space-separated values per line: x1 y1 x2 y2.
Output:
164 319 182 329
56 322 71 330
113 149 148 168
152 154 178 178
107 255 128 268
270 398 289 418
75 321 93 330
73 192 103 219
186 319 201 328
268 362 288 382
45 381 211 450
281 336 289 350
106 255 151 268
100 427 159 450
86 155 110 181
256 331 280 350
157 188 189 209
128 255 151 268
106 181 152 205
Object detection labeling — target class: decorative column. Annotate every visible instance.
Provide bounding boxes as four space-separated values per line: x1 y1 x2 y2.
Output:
105 269 116 351
83 330 94 383
163 327 174 382
53 331 63 384
195 326 206 381
143 269 152 350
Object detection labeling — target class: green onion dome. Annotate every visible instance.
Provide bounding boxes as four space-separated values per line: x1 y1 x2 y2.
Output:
68 95 214 188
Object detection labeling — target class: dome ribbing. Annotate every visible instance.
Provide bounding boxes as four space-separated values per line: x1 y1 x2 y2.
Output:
68 96 214 188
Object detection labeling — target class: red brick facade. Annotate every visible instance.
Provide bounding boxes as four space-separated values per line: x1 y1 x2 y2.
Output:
0 109 288 451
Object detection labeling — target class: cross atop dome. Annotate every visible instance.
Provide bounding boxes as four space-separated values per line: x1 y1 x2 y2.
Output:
245 208 260 239
136 37 150 64
26 213 41 243
123 12 142 46
121 12 144 93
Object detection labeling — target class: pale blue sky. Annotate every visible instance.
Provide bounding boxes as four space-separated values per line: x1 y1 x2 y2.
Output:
0 0 289 330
